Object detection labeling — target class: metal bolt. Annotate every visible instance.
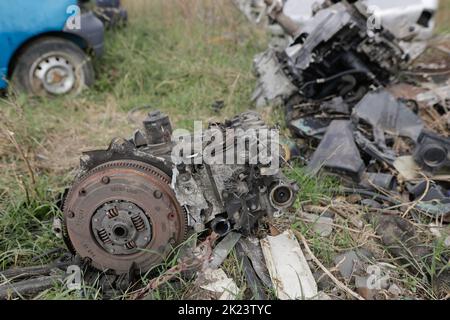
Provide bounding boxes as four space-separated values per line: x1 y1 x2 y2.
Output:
153 190 162 199
67 211 75 219
83 257 92 265
101 176 110 184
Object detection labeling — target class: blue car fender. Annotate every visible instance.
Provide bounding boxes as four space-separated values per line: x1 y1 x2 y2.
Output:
0 0 104 89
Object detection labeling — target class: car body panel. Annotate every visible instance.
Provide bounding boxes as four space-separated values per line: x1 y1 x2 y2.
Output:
0 0 104 89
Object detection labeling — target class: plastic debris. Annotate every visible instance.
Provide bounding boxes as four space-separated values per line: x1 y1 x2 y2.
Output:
260 230 318 300
198 268 240 300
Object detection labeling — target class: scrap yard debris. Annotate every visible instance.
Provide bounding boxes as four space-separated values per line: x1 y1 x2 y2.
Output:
235 0 438 54
1 0 450 301
249 0 450 226
237 0 450 299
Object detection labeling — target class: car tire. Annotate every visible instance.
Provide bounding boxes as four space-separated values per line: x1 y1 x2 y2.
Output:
11 37 94 96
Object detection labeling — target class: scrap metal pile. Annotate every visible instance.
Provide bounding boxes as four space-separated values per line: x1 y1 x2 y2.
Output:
234 0 439 54
251 0 450 224
235 0 450 298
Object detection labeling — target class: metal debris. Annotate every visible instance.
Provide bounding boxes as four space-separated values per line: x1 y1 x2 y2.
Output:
235 240 268 300
365 212 450 293
252 50 298 108
236 0 438 54
306 120 365 183
237 237 273 289
365 213 430 262
353 89 424 142
253 1 409 106
208 232 242 270
3 0 448 301
133 233 218 300
62 110 297 275
414 131 450 172
250 0 450 234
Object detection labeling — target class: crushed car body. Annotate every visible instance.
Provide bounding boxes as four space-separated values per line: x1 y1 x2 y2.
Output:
233 0 439 52
253 1 410 107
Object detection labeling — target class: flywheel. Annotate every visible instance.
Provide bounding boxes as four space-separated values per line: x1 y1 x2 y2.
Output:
63 160 187 274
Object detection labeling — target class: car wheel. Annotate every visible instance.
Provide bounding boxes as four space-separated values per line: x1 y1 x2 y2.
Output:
11 37 94 96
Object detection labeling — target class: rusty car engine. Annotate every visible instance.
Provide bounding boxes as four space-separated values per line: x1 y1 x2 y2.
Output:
62 111 297 274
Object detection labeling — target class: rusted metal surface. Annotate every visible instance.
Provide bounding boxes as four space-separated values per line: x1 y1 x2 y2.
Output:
62 111 297 276
63 160 187 274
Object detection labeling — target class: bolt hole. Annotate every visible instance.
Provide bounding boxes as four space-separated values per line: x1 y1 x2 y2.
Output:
113 226 127 237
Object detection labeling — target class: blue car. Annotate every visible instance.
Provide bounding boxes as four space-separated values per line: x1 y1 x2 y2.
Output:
0 0 104 96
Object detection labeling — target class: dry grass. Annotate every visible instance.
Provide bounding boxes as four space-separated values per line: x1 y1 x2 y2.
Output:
437 0 450 34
